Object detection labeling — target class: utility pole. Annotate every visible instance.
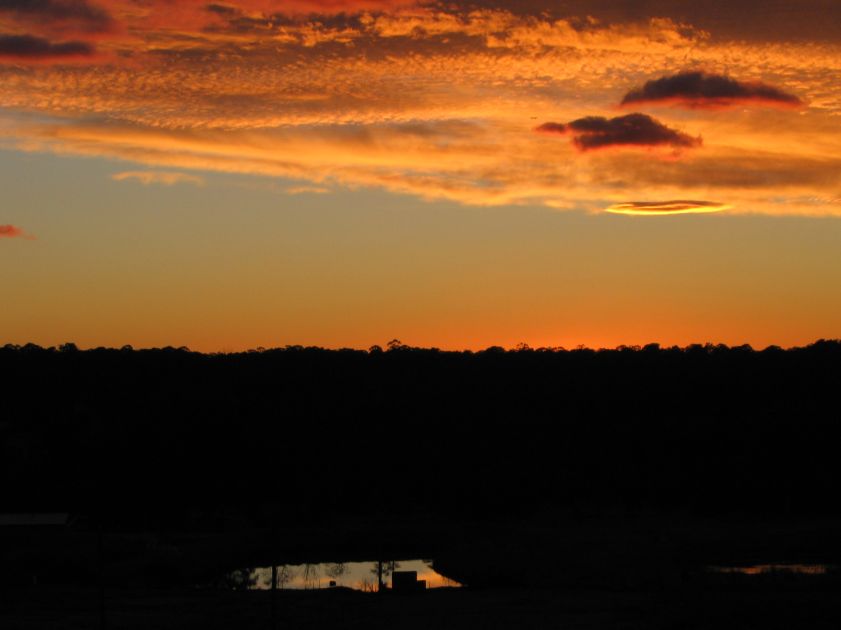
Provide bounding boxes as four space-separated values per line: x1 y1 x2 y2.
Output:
271 564 278 630
98 517 106 630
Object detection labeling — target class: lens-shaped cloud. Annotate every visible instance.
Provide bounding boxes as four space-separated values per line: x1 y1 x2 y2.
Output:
536 113 701 152
620 71 804 109
605 201 729 215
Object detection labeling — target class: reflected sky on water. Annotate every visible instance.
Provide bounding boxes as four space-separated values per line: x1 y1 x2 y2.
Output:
240 560 461 591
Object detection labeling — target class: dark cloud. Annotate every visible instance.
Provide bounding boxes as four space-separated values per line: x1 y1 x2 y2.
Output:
205 3 240 16
620 71 804 109
536 113 701 152
605 200 728 215
0 0 112 32
0 33 94 59
0 224 34 238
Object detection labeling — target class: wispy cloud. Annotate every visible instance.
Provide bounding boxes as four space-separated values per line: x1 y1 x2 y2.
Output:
285 185 331 195
111 170 205 186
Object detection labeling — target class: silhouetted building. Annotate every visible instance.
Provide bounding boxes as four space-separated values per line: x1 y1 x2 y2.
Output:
0 513 72 528
392 571 426 593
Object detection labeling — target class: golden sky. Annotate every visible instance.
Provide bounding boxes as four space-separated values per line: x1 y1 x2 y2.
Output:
1 1 840 349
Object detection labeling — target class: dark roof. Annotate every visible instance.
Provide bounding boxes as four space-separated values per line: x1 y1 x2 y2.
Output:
0 513 71 527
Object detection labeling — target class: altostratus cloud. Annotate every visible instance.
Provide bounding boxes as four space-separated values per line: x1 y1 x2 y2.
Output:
621 71 804 109
0 224 34 239
605 201 729 216
111 170 205 186
536 113 701 152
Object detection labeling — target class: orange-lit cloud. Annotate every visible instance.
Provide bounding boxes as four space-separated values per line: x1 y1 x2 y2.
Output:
111 170 205 186
285 185 331 194
0 224 34 238
620 71 804 110
605 201 729 215
536 114 701 152
0 3 838 215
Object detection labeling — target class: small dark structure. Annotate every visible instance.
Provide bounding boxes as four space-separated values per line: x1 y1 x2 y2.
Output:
0 513 73 527
392 571 426 593
0 514 75 588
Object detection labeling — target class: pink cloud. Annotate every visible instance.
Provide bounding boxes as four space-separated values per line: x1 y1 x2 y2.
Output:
0 224 34 239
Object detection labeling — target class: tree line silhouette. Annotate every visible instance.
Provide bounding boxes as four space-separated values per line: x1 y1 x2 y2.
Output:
2 340 840 524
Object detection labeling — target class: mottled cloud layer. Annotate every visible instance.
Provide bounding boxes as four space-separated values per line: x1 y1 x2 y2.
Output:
0 1 839 216
536 114 701 152
621 71 804 109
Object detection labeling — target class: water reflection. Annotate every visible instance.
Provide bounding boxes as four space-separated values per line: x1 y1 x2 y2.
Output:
708 564 836 575
240 560 460 591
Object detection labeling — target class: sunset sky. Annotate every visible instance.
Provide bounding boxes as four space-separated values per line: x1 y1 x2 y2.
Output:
2 0 840 351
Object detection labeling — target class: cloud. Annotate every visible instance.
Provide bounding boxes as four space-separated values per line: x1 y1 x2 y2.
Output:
535 113 701 152
605 200 729 215
0 0 107 20
4 113 841 216
0 33 94 60
111 170 205 186
620 71 804 109
0 4 839 216
285 185 331 194
112 0 420 35
0 0 113 33
0 224 34 238
600 151 841 191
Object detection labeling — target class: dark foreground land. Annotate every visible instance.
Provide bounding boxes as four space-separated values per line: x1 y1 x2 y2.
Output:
5 511 841 629
2 341 841 627
7 584 841 629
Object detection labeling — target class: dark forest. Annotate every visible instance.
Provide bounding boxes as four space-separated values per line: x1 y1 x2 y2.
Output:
4 340 839 522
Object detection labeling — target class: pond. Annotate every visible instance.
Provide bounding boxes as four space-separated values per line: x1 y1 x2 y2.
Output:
227 559 462 591
707 563 836 576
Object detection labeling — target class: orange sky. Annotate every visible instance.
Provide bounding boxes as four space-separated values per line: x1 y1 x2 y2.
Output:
1 1 840 350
